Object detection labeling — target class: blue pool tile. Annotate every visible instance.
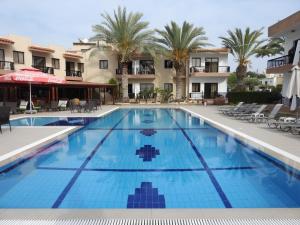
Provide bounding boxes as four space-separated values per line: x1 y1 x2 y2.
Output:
213 169 300 207
140 129 157 137
59 171 224 208
85 130 203 170
36 129 109 168
136 145 160 162
0 168 75 208
127 182 166 208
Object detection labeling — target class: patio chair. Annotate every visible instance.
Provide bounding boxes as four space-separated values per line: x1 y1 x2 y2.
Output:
58 100 68 111
5 102 17 114
84 101 94 113
49 101 58 111
235 104 267 121
17 100 28 113
218 102 244 112
0 106 11 133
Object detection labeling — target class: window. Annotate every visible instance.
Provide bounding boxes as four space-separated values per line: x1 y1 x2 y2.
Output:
164 83 173 91
99 60 108 69
192 83 201 92
13 51 24 64
32 56 46 68
78 63 84 73
191 58 201 67
0 49 4 61
205 58 219 72
52 58 60 69
164 60 173 69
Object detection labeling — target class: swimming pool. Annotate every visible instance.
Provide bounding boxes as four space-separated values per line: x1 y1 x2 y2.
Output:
11 117 97 126
1 108 299 208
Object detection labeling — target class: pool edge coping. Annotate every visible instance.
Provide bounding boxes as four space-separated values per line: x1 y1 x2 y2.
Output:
180 106 300 171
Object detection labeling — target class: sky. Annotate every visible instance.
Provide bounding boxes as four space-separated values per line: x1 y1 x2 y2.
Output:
0 0 299 72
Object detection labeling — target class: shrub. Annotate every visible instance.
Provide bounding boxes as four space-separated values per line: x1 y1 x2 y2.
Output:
227 91 281 104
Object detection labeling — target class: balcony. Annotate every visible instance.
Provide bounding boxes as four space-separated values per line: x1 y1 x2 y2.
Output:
266 55 294 74
190 66 230 77
0 61 15 73
32 65 54 74
116 66 155 80
65 70 83 81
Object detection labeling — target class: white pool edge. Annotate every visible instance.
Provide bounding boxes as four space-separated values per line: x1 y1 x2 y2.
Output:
180 107 300 171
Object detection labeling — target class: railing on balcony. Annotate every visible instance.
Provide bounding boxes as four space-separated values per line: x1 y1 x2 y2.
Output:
66 70 82 77
0 61 14 70
116 66 155 75
32 65 54 74
267 55 292 69
190 66 230 73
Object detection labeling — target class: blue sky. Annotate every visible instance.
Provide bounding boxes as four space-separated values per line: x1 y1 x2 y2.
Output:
1 0 299 72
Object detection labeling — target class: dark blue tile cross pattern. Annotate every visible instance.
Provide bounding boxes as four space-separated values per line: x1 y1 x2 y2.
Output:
142 119 154 124
136 145 160 162
127 182 166 208
140 129 157 136
143 113 152 117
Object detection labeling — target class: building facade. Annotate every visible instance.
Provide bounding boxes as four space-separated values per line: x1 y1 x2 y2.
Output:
0 34 230 102
266 10 300 97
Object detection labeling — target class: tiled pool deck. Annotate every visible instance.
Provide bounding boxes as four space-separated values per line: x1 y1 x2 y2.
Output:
0 104 299 220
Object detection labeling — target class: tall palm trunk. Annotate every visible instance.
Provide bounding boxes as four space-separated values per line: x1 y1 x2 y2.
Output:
235 64 247 91
175 66 186 99
121 63 129 102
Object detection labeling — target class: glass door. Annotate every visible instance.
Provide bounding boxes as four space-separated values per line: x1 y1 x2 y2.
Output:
204 83 218 98
205 58 219 72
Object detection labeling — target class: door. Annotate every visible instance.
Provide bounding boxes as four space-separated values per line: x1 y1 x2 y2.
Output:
128 84 134 99
204 83 218 98
66 61 75 76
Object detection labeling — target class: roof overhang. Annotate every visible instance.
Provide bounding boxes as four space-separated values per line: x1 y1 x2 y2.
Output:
29 45 55 54
63 52 83 60
0 37 14 45
268 10 300 37
191 48 230 54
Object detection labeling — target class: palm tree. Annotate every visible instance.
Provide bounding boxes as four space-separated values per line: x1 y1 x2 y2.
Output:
256 37 285 57
154 21 208 99
219 27 265 91
90 7 153 102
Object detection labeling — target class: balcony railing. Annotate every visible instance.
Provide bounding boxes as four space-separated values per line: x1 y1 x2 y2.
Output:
32 65 54 74
267 55 292 69
116 67 155 75
190 66 230 73
0 61 14 70
66 70 82 77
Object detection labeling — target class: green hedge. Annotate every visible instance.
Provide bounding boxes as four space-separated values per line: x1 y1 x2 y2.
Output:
227 91 282 104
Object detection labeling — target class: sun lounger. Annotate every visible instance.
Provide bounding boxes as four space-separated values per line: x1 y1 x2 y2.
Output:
227 103 257 117
236 104 267 121
268 117 297 129
223 103 251 116
0 106 11 133
258 104 283 124
218 102 244 112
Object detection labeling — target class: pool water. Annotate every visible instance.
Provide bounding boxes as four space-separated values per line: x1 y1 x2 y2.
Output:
11 117 97 126
1 108 299 208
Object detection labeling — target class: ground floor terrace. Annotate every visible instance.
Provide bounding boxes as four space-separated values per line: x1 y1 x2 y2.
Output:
0 105 299 223
0 81 116 106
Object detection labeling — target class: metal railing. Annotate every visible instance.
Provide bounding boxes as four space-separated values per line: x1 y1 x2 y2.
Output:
190 66 230 73
66 70 82 77
32 65 54 74
116 66 155 75
0 61 14 70
267 55 291 69
190 92 227 99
